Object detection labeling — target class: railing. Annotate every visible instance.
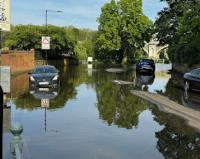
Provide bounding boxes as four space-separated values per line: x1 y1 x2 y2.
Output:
10 123 23 159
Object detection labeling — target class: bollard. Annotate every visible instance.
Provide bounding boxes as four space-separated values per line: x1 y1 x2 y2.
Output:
10 123 23 159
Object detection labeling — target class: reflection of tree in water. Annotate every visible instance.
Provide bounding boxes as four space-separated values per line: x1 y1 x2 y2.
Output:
152 107 200 159
15 64 136 111
96 81 147 129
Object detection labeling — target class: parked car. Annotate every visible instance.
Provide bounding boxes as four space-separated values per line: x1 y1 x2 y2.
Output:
29 65 60 88
136 59 155 73
183 68 200 92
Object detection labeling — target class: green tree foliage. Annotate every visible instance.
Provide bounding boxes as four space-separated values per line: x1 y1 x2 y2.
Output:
5 25 41 50
95 0 152 63
74 42 88 60
3 25 97 60
155 0 200 65
119 0 152 63
95 0 121 62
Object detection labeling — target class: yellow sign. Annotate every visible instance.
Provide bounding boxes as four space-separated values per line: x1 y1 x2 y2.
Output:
0 0 10 31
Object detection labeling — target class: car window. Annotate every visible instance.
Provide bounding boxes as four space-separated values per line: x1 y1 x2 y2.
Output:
34 67 45 74
191 69 200 76
33 67 57 74
141 59 154 63
44 67 57 73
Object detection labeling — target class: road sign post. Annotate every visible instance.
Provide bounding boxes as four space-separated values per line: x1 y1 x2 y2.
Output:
42 36 50 65
42 36 50 50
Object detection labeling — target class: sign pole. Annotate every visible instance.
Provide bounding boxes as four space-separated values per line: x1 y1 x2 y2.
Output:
45 10 48 65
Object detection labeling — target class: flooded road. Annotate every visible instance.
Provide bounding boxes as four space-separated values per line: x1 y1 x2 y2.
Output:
3 64 200 159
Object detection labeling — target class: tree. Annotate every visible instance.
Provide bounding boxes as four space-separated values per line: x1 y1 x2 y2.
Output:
95 0 121 62
95 0 152 63
119 0 152 63
4 25 97 60
155 0 200 65
74 42 88 60
5 25 41 50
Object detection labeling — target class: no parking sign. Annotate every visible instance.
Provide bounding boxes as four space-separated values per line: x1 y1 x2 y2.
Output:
41 99 49 108
42 36 50 50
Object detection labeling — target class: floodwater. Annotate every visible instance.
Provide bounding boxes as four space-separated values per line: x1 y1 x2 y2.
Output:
3 63 200 159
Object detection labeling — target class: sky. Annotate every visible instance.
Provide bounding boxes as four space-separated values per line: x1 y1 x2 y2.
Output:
11 0 167 30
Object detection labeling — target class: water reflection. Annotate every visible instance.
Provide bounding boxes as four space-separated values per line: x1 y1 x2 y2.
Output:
157 72 200 111
182 91 200 110
96 82 147 129
4 63 200 159
135 72 155 91
29 87 59 100
152 107 200 158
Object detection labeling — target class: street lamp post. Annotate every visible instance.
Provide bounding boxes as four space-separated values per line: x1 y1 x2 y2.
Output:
44 9 63 64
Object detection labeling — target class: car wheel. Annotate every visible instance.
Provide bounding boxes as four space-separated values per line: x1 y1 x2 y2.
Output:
184 81 190 91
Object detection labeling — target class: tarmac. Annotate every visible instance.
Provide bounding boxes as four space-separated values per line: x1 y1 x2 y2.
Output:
131 90 200 132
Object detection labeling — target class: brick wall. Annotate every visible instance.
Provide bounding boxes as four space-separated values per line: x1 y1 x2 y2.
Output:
11 73 29 98
0 50 35 73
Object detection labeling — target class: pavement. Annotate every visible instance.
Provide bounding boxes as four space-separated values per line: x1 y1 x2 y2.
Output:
131 90 200 132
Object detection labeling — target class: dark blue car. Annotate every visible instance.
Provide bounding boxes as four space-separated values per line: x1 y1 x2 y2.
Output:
136 59 155 73
29 65 60 88
184 68 200 92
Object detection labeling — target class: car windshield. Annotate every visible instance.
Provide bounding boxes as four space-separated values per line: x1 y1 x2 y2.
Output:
141 59 154 63
33 67 57 74
191 69 200 76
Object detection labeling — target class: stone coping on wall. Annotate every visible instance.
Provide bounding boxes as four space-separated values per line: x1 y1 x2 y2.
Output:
1 50 34 54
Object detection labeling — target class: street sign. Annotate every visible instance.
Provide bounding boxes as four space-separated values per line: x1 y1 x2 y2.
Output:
0 0 11 31
42 36 50 50
41 99 49 108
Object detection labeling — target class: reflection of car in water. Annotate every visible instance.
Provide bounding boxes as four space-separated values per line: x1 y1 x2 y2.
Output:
182 91 200 110
29 86 59 100
136 59 155 73
183 68 200 92
29 65 60 88
135 72 155 91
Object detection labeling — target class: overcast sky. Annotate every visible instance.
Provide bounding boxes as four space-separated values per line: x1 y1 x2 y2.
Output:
11 0 167 29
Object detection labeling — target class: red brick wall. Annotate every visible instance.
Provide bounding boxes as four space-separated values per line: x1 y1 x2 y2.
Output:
11 73 29 98
1 50 35 73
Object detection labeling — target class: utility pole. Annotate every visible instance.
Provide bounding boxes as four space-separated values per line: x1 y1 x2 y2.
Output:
45 10 48 65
